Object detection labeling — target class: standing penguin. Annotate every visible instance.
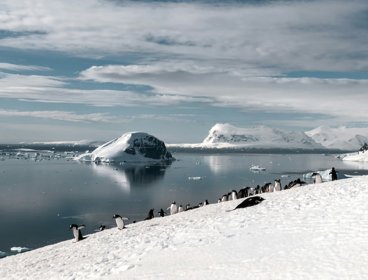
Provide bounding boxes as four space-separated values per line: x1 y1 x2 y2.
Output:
178 205 184 213
113 214 129 230
231 190 238 200
274 179 281 191
69 224 85 242
167 201 178 215
329 167 338 181
203 200 209 206
145 209 154 220
312 172 323 184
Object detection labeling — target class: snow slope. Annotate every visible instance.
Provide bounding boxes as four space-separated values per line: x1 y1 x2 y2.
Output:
76 132 173 163
1 176 368 279
306 126 368 150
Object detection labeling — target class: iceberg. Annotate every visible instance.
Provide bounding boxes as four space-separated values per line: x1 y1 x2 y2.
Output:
76 132 173 163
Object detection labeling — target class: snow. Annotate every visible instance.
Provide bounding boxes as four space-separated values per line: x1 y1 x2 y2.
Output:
76 132 173 163
306 126 368 150
2 176 368 279
342 150 368 162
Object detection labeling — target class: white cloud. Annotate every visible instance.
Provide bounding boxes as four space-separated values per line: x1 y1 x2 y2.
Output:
0 109 121 123
0 0 367 72
0 0 368 136
0 62 51 72
80 63 368 123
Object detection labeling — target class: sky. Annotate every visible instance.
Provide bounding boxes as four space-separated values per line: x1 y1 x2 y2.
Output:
0 0 367 143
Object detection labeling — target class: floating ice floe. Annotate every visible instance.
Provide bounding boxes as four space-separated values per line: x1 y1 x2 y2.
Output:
188 176 202 180
0 251 7 258
249 165 266 172
10 247 30 253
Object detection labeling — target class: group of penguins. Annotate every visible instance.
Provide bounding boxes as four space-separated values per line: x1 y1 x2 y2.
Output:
70 172 325 243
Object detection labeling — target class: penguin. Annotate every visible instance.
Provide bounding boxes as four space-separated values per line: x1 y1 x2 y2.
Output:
69 224 85 242
288 178 307 189
255 185 262 194
113 214 129 230
203 199 209 205
99 225 106 231
221 194 228 202
228 196 265 211
185 203 192 210
178 205 184 213
262 182 272 193
167 201 178 215
145 209 154 220
312 172 323 184
238 188 246 198
198 202 203 207
158 209 166 217
274 179 281 191
329 167 338 181
231 190 238 200
217 198 221 203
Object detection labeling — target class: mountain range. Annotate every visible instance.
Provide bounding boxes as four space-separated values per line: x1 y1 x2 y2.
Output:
168 123 368 151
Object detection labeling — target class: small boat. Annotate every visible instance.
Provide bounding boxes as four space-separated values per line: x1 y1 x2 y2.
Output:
249 165 266 172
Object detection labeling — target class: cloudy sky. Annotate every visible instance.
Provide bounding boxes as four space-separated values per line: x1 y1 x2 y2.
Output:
0 0 367 143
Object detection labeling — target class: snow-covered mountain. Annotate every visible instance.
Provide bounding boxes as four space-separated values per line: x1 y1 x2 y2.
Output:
306 126 368 150
172 123 323 150
77 132 173 163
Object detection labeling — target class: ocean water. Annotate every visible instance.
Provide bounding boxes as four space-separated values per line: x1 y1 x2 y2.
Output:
0 152 367 256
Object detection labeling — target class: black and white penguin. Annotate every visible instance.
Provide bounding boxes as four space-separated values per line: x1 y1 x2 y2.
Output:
145 209 155 220
113 214 129 230
203 199 209 205
231 190 238 200
274 179 281 191
255 185 262 194
158 209 166 217
312 172 323 184
229 196 265 211
167 201 178 215
262 182 272 193
178 205 184 213
69 224 85 242
221 194 228 202
99 225 106 231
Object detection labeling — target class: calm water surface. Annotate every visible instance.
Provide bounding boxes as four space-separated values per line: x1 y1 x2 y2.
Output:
1 152 367 255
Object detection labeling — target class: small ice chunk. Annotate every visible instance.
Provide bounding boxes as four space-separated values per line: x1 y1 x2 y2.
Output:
10 247 31 253
0 251 7 258
188 176 202 180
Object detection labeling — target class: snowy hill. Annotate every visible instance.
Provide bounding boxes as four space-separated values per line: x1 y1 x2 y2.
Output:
76 132 173 163
1 176 368 279
306 126 368 150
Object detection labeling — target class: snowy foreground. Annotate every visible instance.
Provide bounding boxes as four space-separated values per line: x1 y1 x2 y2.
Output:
2 177 368 280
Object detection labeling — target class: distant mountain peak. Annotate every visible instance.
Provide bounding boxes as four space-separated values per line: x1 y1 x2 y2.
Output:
202 123 322 149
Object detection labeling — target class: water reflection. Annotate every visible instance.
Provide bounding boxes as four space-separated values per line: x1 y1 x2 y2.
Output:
89 162 171 192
